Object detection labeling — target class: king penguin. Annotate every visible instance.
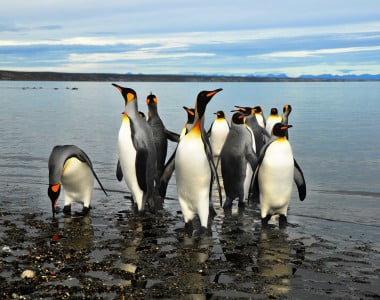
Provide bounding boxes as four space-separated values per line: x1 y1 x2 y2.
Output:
146 93 180 185
281 104 292 139
254 106 266 128
208 110 230 166
158 106 195 198
48 145 108 217
113 84 158 213
265 108 282 136
175 88 223 234
251 123 306 227
220 113 257 211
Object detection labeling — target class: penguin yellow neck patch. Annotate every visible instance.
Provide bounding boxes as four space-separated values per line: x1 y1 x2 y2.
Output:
51 184 60 193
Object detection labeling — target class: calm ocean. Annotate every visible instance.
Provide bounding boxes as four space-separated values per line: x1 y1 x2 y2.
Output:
0 81 379 235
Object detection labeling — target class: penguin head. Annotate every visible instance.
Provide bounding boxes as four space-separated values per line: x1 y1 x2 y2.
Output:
48 183 61 217
146 93 158 106
195 88 222 119
138 111 146 119
183 106 195 124
214 110 225 119
270 108 278 116
231 112 246 125
233 106 252 116
112 83 137 106
283 104 292 113
272 123 293 137
254 106 263 114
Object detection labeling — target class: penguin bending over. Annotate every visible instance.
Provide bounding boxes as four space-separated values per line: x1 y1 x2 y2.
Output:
251 123 306 227
113 84 158 213
48 145 108 217
175 88 223 234
220 113 258 211
208 110 230 166
158 106 195 198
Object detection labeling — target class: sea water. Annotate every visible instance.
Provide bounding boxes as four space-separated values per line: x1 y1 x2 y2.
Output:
0 81 379 230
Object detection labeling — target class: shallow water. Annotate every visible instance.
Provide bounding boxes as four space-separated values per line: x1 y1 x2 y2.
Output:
0 81 379 298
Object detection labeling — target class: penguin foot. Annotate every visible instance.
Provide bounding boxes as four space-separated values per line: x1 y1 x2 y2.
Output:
77 207 90 216
261 214 272 227
184 222 194 235
279 215 288 228
63 205 71 216
222 199 233 210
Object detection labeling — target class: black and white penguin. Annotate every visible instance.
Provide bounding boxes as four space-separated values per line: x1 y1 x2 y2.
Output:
254 105 266 128
220 113 258 211
208 110 230 166
175 88 223 234
48 145 108 217
251 123 306 227
112 84 158 213
281 104 292 139
265 108 282 136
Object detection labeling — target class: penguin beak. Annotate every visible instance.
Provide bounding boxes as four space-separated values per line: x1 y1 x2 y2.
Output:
281 124 293 130
206 88 223 98
48 183 61 218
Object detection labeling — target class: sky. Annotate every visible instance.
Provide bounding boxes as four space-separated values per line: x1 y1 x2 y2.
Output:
1 0 380 77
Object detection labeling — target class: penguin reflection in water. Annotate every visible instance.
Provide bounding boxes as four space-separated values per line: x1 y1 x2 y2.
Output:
251 123 306 228
175 88 223 235
48 145 108 217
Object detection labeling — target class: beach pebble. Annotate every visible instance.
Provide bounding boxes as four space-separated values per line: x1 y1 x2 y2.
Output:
21 270 36 279
1 245 12 254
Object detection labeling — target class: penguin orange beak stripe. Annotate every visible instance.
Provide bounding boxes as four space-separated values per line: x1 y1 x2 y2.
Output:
52 183 60 193
206 89 222 98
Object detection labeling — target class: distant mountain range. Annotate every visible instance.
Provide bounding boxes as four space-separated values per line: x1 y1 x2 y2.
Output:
1 70 380 82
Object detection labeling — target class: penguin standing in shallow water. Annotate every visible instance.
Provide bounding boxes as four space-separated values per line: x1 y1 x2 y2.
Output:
175 88 223 235
220 113 257 211
208 110 230 166
251 123 306 227
146 93 179 186
48 145 108 217
113 84 158 213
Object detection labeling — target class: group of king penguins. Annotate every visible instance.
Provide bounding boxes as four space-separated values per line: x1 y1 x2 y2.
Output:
48 84 306 235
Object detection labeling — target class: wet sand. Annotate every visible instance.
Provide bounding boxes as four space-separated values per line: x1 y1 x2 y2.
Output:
1 197 379 299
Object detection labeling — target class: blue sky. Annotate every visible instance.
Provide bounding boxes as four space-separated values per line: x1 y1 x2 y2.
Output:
1 0 380 77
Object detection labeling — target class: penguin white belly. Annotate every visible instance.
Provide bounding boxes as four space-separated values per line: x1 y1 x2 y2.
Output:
175 135 211 226
258 142 294 217
61 157 94 207
210 121 229 157
244 163 253 200
118 119 144 210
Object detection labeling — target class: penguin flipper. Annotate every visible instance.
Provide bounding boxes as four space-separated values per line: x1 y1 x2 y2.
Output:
165 129 180 142
249 164 260 203
294 159 306 201
135 149 148 192
158 149 176 198
116 159 123 181
201 129 222 206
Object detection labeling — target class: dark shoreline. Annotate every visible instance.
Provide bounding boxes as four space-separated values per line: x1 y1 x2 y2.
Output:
1 70 379 82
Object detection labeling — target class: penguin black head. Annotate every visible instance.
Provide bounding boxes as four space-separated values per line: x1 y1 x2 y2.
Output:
231 112 245 125
138 111 146 119
270 108 278 115
283 104 292 113
214 110 225 118
254 106 263 113
195 88 223 119
233 106 252 116
112 83 137 106
272 123 293 137
183 106 195 124
48 183 61 217
146 93 158 105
